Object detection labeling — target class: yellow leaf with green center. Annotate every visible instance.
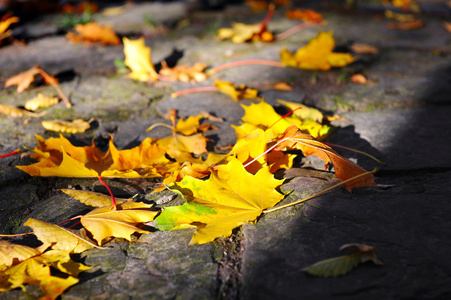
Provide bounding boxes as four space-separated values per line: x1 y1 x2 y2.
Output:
123 37 158 82
280 31 355 70
154 158 285 244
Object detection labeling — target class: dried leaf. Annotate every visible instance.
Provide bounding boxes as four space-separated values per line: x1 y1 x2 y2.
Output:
443 22 451 33
215 80 260 101
24 93 60 111
280 31 355 71
66 22 120 45
385 10 416 22
159 61 207 82
24 218 100 253
0 240 40 271
285 9 323 23
272 82 294 91
4 65 58 93
80 201 158 245
303 243 383 277
61 189 130 207
123 37 158 82
155 158 284 244
350 74 367 84
4 65 40 93
41 119 92 133
388 19 423 30
276 125 376 191
0 13 19 44
350 42 379 54
0 104 45 118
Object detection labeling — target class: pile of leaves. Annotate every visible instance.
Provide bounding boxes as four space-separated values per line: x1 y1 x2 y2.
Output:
0 2 387 298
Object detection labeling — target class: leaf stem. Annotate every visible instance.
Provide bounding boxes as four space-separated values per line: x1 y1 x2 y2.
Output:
268 107 303 129
260 3 275 30
323 142 385 165
37 68 71 108
276 22 317 41
98 176 117 210
171 86 218 98
243 137 289 169
0 232 33 237
208 59 284 75
262 167 379 214
146 122 174 132
0 148 20 158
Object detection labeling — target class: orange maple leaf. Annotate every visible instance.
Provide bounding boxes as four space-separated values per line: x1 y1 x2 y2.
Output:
66 22 120 45
0 13 19 44
286 9 324 23
275 125 376 191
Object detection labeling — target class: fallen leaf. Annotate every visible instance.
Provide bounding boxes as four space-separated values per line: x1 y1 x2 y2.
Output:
24 93 60 111
0 13 19 44
230 128 295 173
62 1 98 14
272 82 294 91
155 158 284 244
443 22 451 33
276 125 376 191
280 31 355 71
0 104 45 118
385 9 416 22
24 218 100 253
66 22 120 45
17 135 175 178
80 201 158 245
277 99 323 123
303 243 383 277
0 240 40 271
350 74 367 84
41 119 92 133
285 9 323 23
123 37 158 82
4 65 58 93
215 80 260 101
159 61 207 82
350 42 379 54
388 19 423 30
60 189 130 207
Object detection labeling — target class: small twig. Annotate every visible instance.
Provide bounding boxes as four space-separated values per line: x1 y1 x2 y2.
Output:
38 68 71 108
98 176 117 210
208 59 284 75
268 107 303 129
171 86 218 98
262 167 379 214
276 22 317 40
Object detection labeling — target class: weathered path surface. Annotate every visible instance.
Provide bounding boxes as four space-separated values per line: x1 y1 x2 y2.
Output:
1 1 451 299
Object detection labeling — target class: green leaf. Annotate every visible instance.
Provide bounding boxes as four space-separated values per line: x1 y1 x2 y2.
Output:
302 254 361 277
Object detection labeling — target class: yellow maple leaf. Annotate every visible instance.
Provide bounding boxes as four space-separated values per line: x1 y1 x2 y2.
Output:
123 37 158 82
280 31 355 70
155 158 285 244
0 104 46 118
215 80 260 101
17 135 176 178
66 22 120 45
0 248 89 299
80 201 158 245
24 218 100 253
60 189 131 207
0 240 40 271
218 22 274 43
229 128 295 173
